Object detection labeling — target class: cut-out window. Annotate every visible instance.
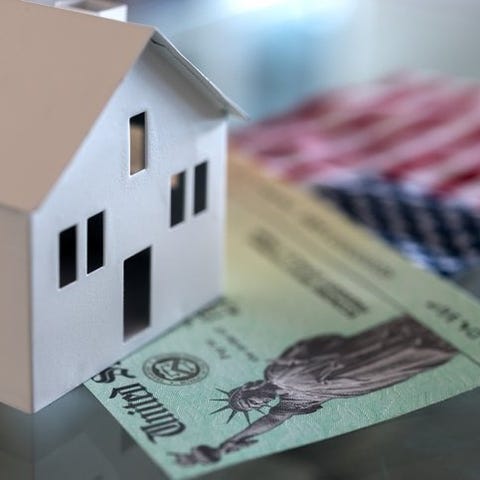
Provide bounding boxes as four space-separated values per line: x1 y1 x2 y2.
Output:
170 171 186 227
124 247 151 341
87 211 104 273
194 161 208 215
59 225 77 288
129 112 146 175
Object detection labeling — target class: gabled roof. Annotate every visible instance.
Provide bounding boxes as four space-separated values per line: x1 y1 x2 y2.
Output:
0 1 244 213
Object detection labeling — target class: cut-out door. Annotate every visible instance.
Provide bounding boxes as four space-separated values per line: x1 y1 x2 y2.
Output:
123 247 151 340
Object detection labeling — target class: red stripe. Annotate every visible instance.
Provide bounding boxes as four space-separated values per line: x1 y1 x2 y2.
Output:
382 128 480 181
383 151 448 180
285 90 480 182
434 163 480 195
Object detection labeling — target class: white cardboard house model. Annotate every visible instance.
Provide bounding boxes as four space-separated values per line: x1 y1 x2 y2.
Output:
0 0 243 413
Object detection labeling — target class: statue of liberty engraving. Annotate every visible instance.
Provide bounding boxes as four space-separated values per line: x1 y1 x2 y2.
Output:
170 316 456 466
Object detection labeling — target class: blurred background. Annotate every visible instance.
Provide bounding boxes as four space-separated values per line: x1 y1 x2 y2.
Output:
36 0 480 120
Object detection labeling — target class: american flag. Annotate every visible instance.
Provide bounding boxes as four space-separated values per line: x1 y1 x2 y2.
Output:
233 72 480 276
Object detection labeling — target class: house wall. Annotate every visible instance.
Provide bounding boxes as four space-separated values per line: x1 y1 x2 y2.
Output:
0 207 32 412
31 43 227 411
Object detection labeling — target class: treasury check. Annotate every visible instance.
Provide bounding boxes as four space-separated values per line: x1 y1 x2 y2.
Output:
86 155 480 479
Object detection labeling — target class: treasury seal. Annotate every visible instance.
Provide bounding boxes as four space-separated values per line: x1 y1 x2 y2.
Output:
143 353 209 386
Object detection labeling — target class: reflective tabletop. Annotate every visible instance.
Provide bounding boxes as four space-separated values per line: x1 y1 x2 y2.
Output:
2 332 480 480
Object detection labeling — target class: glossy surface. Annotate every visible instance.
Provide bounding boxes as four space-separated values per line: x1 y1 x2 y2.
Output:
1 338 480 479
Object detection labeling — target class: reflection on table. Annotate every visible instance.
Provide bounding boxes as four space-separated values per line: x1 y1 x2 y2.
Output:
1 378 480 479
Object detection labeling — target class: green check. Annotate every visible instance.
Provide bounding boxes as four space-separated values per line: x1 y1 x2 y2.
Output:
86 157 480 479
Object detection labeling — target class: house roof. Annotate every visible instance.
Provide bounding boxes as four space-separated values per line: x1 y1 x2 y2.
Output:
0 1 245 213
